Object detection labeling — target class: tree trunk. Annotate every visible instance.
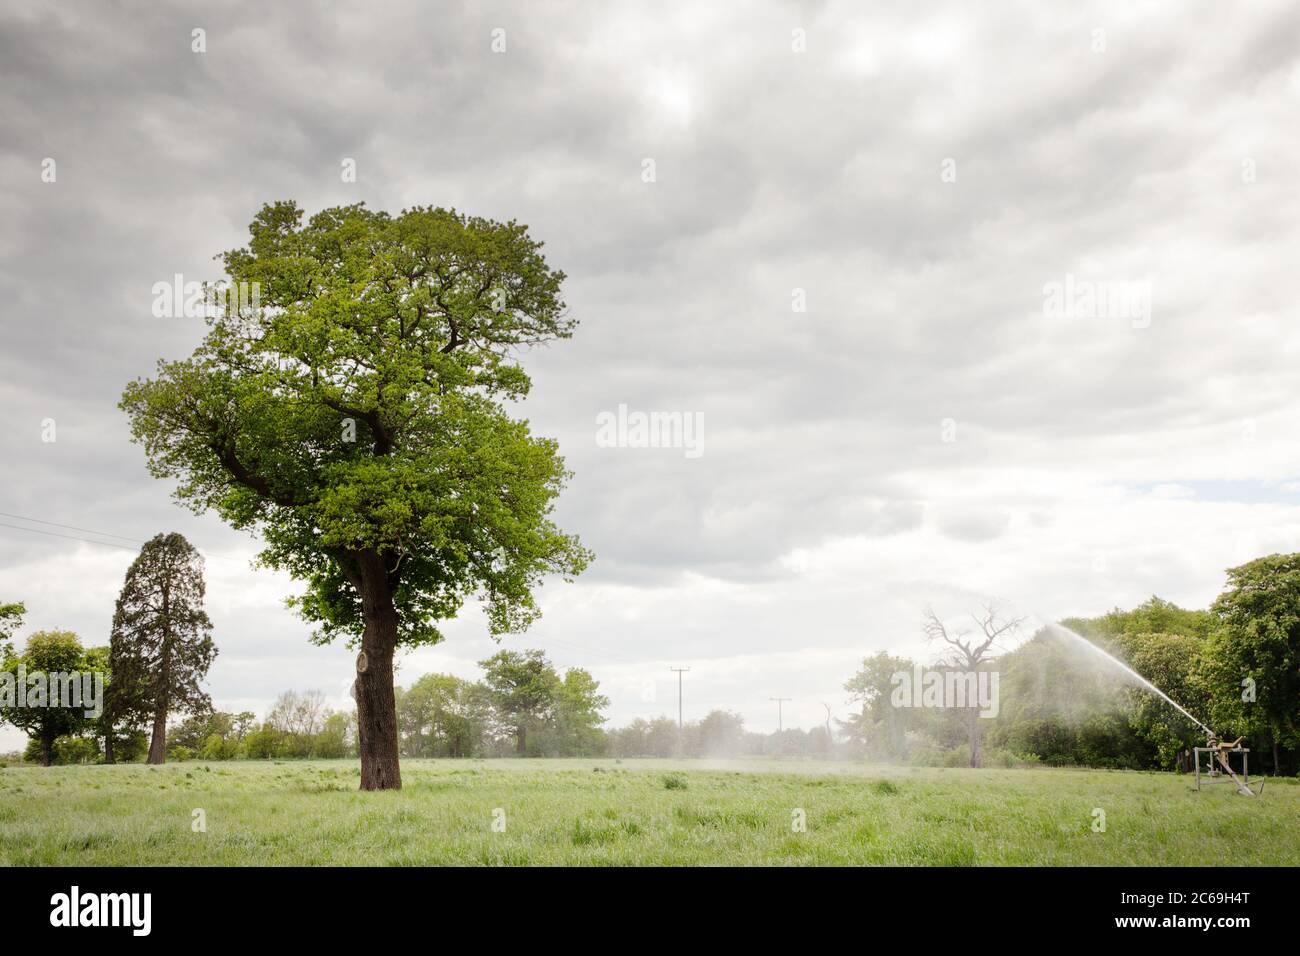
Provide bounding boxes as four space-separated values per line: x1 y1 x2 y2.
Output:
149 584 172 765
968 708 981 768
355 551 402 790
1273 740 1280 777
40 728 56 767
104 727 115 765
147 701 167 764
516 724 527 756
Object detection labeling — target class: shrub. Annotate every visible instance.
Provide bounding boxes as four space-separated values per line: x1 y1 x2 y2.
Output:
242 726 279 759
199 733 237 760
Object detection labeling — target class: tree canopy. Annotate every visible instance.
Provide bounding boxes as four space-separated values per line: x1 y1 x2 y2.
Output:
1208 555 1300 762
0 601 24 659
1 631 101 766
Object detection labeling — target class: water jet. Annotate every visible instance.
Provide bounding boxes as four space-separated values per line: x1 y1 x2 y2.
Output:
1042 621 1257 795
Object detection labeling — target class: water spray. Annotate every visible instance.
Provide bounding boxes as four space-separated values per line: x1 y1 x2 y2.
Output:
1042 621 1257 795
1042 622 1215 736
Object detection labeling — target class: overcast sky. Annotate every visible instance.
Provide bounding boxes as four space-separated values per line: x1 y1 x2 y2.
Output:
3 0 1300 749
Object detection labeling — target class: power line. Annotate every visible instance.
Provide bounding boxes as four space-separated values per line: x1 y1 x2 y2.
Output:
0 511 143 545
0 513 244 563
0 521 142 553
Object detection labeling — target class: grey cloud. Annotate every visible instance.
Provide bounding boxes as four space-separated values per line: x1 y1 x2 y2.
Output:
935 507 1011 543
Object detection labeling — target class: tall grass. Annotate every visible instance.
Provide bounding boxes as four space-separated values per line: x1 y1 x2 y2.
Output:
0 758 1294 865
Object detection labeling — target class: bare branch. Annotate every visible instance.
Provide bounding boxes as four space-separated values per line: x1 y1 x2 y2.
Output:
924 603 1022 666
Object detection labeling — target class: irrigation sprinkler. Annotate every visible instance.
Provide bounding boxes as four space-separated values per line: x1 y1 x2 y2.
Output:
1194 735 1260 797
1044 621 1261 796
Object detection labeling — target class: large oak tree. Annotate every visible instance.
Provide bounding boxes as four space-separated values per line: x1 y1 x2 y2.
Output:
121 202 591 789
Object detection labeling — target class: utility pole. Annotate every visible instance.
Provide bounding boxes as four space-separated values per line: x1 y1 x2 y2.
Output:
670 667 690 729
770 697 791 733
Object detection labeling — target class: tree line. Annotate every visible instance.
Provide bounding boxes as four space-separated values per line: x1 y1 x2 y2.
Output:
1 533 217 765
6 544 1299 773
843 555 1300 775
1 531 610 765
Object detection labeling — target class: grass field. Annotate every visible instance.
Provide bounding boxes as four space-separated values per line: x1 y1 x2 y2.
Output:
1 758 1296 866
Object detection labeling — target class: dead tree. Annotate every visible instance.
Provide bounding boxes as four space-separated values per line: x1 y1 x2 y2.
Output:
923 604 1022 768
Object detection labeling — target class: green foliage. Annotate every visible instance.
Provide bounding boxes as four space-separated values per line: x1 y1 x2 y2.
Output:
1 631 102 766
199 733 237 761
161 705 346 761
841 651 922 760
164 652 610 762
609 716 683 758
986 628 1154 769
119 201 590 652
108 730 149 763
243 724 279 760
540 668 609 757
252 691 356 759
171 711 238 752
479 649 562 754
1122 631 1211 763
106 533 217 761
1074 595 1215 644
23 735 101 765
314 712 352 758
53 736 100 765
838 597 1232 771
392 652 612 757
695 709 745 756
0 601 24 659
398 673 490 757
1206 554 1300 760
842 589 1298 773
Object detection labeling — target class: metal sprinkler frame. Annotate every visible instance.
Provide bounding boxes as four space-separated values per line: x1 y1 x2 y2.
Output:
1193 737 1259 796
